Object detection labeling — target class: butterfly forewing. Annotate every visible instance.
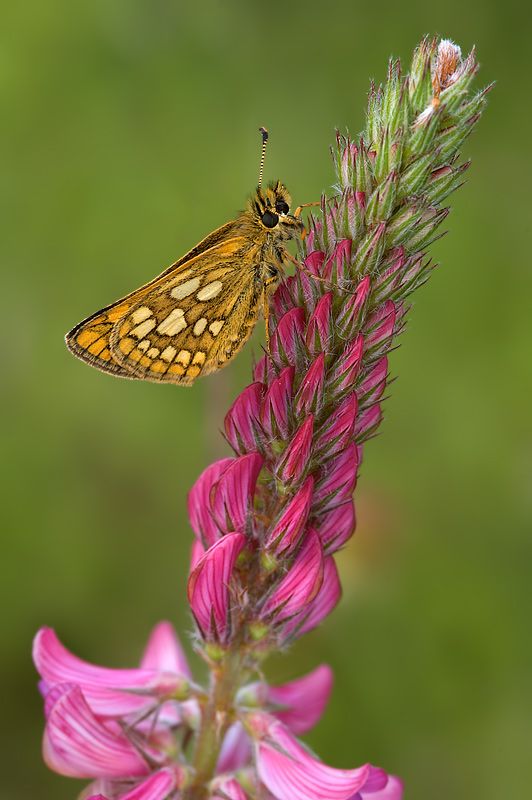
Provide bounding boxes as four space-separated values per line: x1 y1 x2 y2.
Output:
67 233 264 385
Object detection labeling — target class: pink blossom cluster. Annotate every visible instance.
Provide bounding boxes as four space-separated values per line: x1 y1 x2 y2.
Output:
33 623 401 799
34 38 485 799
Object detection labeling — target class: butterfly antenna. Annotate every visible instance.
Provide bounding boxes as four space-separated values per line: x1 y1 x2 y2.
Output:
258 126 269 187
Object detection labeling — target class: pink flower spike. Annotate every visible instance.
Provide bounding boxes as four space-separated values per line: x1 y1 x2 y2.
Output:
33 629 185 718
225 382 264 454
119 768 183 800
283 556 342 639
270 307 306 366
188 458 233 546
212 453 263 534
187 533 247 642
251 715 371 800
306 292 333 354
278 415 314 484
140 621 191 680
354 404 383 441
267 664 333 735
260 367 294 438
358 358 388 403
265 476 314 555
315 393 358 453
43 685 149 779
262 531 323 622
316 499 356 553
295 353 325 416
314 444 359 509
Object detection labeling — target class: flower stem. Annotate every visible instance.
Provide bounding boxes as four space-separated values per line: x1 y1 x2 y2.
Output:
186 649 246 799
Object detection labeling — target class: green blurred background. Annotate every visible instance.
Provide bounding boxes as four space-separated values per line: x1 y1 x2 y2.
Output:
2 1 530 798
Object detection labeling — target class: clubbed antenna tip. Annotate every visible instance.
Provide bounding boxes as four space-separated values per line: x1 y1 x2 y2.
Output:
258 126 269 187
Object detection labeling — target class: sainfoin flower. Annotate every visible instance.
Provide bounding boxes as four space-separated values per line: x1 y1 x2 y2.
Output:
34 37 487 799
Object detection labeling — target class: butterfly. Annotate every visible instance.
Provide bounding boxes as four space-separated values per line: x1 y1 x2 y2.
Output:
65 128 309 386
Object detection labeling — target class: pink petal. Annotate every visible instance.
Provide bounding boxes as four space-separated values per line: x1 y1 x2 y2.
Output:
187 533 247 642
212 453 263 534
216 721 252 773
332 335 364 393
316 500 356 553
270 307 306 365
295 354 325 415
314 444 359 509
315 393 358 452
268 664 333 734
364 301 396 353
120 768 182 800
283 556 342 639
190 538 205 572
354 405 383 441
306 293 333 353
359 775 404 799
211 777 248 800
43 685 149 778
358 358 388 403
262 531 323 622
337 276 371 332
253 716 371 800
33 629 182 718
278 415 314 484
188 458 233 546
225 383 265 454
140 621 191 679
261 367 294 438
265 477 314 555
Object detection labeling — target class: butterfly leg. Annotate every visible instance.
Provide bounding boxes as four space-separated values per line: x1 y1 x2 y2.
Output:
293 201 321 218
263 290 271 351
262 263 284 353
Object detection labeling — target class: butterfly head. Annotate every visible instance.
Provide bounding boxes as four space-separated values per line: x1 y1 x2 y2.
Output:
249 180 305 240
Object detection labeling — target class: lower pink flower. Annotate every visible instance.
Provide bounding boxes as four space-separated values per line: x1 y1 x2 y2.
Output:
247 713 400 800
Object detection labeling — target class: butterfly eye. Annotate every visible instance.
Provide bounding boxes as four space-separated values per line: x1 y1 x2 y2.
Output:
275 200 290 215
261 210 279 228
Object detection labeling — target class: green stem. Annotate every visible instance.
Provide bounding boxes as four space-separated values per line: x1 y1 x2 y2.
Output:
185 649 246 799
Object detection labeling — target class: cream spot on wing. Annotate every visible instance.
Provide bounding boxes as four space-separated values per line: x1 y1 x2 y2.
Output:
157 309 187 335
131 318 157 339
171 277 201 300
176 350 191 367
147 347 160 359
161 345 177 362
209 320 225 337
131 306 153 324
192 352 206 366
137 339 150 352
197 280 223 301
193 318 208 336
